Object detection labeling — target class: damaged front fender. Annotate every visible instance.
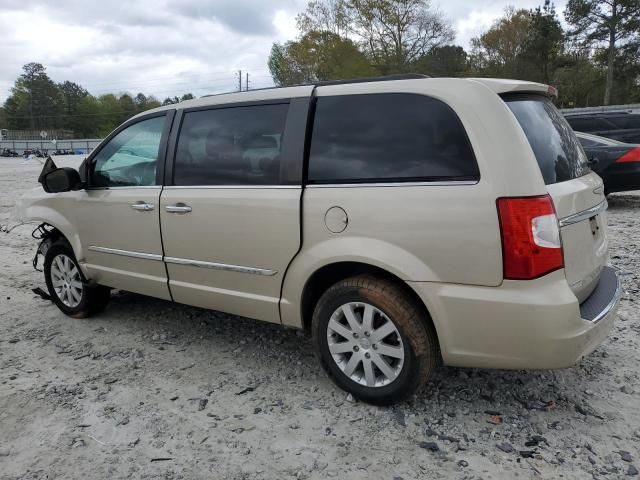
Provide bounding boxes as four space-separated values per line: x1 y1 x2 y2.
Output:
4 186 88 278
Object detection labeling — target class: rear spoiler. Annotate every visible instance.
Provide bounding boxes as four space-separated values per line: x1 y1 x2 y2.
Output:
469 78 558 98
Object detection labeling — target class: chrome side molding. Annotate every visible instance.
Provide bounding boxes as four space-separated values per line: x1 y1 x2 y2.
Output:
88 246 163 261
164 256 277 276
558 200 608 228
88 246 277 276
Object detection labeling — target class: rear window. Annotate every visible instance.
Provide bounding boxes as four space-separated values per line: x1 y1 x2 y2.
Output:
308 93 479 183
504 94 590 185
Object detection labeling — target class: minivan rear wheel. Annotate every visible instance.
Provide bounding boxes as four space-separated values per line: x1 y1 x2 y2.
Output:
312 275 438 405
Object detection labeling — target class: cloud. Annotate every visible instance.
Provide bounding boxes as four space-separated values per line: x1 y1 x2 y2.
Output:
0 0 310 103
0 0 568 104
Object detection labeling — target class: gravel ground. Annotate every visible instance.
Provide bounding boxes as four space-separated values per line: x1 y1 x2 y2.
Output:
1 156 639 479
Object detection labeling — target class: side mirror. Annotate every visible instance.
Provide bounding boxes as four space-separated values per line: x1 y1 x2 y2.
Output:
42 168 82 193
78 158 89 184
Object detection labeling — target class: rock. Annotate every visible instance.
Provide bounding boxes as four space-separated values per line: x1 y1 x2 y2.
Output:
253 407 262 414
524 435 547 447
457 460 469 468
418 441 439 452
520 450 536 459
620 451 633 462
395 410 406 427
628 465 639 476
487 415 503 425
621 385 634 394
0 449 10 457
346 393 355 403
496 442 514 453
169 396 178 401
198 399 208 411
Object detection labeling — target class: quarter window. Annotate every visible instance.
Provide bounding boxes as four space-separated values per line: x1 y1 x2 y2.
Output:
92 116 165 187
173 104 289 186
307 93 479 183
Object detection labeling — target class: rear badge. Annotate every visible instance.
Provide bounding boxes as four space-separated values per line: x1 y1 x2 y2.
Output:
593 187 604 195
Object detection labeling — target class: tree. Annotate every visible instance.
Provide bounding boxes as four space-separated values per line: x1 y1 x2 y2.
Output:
297 0 351 38
470 8 532 79
3 63 64 130
521 1 565 84
269 31 376 86
349 0 454 72
565 0 640 105
413 45 467 77
180 93 195 101
59 81 89 135
294 0 454 73
554 52 605 107
134 93 148 109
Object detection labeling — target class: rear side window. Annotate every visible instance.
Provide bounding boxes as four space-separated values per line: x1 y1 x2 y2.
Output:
174 103 288 186
565 116 615 132
505 94 590 185
308 93 479 183
608 115 640 129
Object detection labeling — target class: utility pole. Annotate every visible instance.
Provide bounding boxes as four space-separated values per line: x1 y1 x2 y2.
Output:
246 72 249 91
238 70 242 92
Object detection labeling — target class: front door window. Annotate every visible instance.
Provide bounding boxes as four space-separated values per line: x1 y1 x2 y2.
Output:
92 116 165 187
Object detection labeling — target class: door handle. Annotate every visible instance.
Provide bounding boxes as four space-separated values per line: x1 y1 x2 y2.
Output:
165 204 192 214
131 202 154 211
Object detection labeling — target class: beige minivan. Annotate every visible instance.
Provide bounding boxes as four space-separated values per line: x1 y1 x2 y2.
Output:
17 75 621 404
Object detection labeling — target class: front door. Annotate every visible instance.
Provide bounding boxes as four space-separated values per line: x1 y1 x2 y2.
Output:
75 113 173 300
160 99 307 323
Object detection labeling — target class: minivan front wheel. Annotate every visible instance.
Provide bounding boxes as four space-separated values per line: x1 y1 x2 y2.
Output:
312 275 438 405
44 240 110 318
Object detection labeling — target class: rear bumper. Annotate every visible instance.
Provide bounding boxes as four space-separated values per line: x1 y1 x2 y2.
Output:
408 267 621 370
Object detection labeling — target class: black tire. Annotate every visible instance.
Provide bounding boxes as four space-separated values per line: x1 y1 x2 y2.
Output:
44 239 110 318
312 275 439 405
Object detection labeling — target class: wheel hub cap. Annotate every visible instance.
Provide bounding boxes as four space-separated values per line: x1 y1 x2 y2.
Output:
327 302 404 388
50 254 83 308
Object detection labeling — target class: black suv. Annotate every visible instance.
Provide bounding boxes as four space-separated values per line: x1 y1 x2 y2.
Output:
564 112 640 144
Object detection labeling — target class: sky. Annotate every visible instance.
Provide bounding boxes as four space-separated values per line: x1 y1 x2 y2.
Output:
0 0 568 104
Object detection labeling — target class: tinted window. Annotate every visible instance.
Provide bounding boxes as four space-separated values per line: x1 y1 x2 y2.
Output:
174 104 288 186
92 116 165 187
308 94 479 183
565 116 615 132
608 115 640 129
505 94 590 185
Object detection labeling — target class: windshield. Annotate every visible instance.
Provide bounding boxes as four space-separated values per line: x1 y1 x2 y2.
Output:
504 94 590 185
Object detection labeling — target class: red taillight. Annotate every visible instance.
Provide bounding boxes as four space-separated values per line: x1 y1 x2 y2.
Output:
497 195 564 280
617 147 640 163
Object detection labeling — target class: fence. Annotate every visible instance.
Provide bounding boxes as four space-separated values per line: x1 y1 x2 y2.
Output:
0 138 103 155
561 103 640 115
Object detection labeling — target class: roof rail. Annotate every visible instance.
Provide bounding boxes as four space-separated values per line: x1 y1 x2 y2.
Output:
200 74 430 98
315 73 429 87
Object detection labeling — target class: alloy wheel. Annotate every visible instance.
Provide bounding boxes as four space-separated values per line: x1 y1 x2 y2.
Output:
50 254 83 308
326 302 405 387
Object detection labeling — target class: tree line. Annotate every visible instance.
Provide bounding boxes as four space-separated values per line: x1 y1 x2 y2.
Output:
269 0 640 107
0 63 194 138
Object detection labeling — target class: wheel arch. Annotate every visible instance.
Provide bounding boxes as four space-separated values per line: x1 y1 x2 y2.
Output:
297 261 441 354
